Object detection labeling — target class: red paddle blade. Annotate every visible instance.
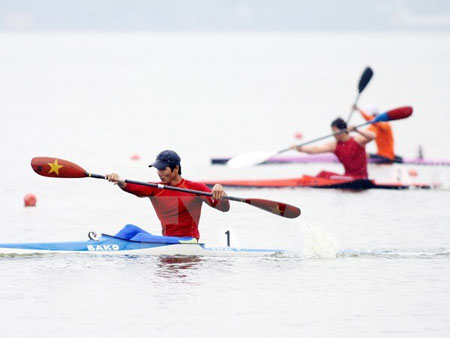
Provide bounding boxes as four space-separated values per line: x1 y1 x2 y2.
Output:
387 106 413 120
374 106 413 123
31 157 88 178
245 198 301 218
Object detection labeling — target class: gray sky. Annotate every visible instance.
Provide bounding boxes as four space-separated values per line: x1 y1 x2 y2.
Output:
1 0 450 31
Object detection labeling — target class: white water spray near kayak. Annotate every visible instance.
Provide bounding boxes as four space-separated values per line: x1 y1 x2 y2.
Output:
299 224 338 259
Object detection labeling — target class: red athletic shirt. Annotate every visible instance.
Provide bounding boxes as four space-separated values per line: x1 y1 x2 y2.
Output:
334 138 368 178
121 179 229 239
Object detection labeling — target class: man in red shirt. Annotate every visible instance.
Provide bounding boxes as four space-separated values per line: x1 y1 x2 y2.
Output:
106 150 229 240
291 118 375 179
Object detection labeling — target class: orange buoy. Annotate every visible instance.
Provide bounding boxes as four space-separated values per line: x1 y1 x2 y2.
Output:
294 131 303 139
24 193 37 207
408 169 418 177
130 154 141 161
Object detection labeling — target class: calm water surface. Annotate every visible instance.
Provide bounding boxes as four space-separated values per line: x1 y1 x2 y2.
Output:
1 32 450 337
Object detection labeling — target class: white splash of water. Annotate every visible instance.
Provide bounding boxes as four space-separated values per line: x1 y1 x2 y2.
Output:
299 224 338 259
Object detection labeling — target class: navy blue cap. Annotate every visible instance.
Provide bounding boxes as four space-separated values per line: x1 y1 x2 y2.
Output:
331 118 347 130
149 150 181 172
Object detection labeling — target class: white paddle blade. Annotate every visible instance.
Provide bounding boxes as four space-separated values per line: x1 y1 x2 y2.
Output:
227 151 276 168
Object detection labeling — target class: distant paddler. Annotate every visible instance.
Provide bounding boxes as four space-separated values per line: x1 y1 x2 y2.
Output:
353 104 403 163
291 118 375 179
226 106 411 169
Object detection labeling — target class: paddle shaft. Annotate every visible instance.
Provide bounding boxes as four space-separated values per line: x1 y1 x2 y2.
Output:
31 157 301 218
87 174 247 203
346 92 361 123
277 119 374 154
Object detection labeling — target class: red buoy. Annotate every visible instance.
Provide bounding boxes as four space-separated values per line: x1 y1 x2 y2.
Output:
294 131 303 139
24 193 37 207
408 169 418 177
130 154 141 161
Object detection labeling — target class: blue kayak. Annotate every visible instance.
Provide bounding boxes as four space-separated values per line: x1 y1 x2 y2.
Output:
0 233 284 257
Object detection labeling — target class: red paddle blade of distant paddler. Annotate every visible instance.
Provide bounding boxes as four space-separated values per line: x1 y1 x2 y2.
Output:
31 157 88 178
373 106 413 123
244 198 301 219
386 106 413 120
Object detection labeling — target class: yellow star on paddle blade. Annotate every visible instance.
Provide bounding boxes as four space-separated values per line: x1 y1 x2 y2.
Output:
271 205 282 215
47 159 64 175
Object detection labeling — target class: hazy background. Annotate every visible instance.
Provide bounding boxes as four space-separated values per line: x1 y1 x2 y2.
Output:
1 0 450 32
1 2 450 338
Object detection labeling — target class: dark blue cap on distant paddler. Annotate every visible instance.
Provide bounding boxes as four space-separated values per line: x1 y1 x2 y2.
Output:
149 150 181 174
